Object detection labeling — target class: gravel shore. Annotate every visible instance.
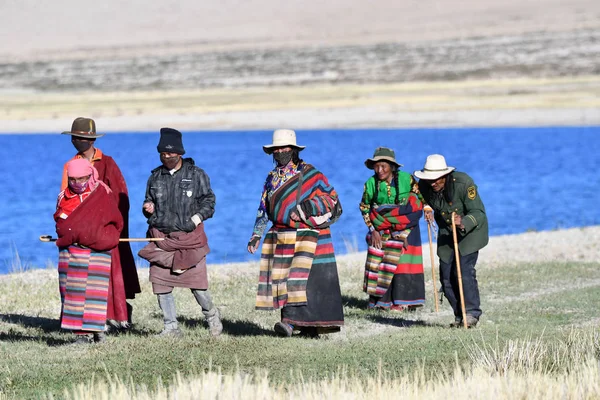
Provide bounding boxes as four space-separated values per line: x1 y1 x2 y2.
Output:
3 226 597 283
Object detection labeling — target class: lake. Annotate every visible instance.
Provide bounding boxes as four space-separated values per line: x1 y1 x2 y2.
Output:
1 126 598 274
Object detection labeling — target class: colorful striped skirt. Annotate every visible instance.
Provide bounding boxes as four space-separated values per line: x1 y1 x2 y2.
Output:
364 232 425 309
58 246 111 332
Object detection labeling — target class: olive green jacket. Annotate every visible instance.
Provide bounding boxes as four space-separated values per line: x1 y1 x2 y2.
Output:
418 171 488 263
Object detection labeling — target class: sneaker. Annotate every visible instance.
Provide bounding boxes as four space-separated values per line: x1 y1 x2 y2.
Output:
155 328 183 338
274 322 294 337
206 309 223 337
93 332 106 344
450 317 463 328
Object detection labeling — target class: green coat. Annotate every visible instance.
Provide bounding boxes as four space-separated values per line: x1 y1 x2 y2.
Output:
418 171 488 263
359 171 414 230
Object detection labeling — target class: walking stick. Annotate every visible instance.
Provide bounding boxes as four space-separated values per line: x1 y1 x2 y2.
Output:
39 235 164 242
451 212 468 329
426 220 439 313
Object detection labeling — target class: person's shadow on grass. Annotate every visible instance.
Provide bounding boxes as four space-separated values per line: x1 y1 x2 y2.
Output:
0 313 61 333
0 314 71 346
178 315 272 336
341 295 369 309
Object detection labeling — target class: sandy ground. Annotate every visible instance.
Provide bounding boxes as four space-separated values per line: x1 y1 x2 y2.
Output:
1 77 599 133
0 1 598 132
1 0 599 62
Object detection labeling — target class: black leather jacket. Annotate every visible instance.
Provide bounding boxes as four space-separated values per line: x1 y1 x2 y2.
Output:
143 158 216 234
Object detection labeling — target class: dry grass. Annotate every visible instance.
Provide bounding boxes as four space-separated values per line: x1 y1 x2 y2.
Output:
2 230 600 399
58 331 600 399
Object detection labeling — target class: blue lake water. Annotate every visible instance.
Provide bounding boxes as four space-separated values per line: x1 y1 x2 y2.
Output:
0 126 599 274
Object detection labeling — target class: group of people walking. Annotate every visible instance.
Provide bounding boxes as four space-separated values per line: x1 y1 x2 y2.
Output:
54 118 488 344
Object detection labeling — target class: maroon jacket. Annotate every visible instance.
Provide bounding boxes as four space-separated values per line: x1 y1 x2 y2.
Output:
55 186 122 251
62 149 141 299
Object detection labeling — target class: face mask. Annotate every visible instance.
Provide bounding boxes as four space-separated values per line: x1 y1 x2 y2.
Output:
69 181 88 194
72 139 93 153
274 151 293 166
160 154 181 170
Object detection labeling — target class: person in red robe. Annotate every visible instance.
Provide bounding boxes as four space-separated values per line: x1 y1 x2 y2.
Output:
55 158 123 344
60 117 141 330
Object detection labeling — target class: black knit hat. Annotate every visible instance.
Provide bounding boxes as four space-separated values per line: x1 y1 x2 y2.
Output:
157 127 185 155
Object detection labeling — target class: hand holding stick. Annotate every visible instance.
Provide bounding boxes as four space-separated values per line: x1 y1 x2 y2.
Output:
451 212 468 329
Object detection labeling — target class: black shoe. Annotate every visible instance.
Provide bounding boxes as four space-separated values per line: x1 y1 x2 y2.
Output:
72 335 90 345
298 327 320 339
274 322 293 337
93 332 106 343
450 317 462 328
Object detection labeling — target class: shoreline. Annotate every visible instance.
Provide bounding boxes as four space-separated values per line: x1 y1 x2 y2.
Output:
3 225 599 280
1 77 599 133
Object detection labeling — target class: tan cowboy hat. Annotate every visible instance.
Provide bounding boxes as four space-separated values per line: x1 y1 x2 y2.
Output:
413 154 455 180
263 129 305 154
61 117 104 138
364 147 402 169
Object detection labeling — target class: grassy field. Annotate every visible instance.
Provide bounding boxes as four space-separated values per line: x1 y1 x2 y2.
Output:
0 253 599 399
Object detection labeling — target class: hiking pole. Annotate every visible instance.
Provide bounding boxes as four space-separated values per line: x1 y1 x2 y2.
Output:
39 235 164 242
451 212 468 329
426 220 439 313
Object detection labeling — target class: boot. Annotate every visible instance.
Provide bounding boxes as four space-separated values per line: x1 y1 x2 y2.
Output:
205 308 223 337
156 293 182 337
192 289 222 337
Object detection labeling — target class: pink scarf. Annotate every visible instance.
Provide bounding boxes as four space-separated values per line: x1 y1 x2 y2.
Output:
66 158 111 194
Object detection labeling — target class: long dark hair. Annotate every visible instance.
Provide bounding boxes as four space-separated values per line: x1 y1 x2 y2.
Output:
372 162 400 205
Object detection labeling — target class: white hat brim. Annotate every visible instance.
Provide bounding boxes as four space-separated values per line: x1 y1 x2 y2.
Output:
414 167 455 180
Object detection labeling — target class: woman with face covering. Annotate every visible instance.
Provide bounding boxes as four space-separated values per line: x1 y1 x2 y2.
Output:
54 158 123 344
247 129 344 338
60 117 141 331
360 147 426 311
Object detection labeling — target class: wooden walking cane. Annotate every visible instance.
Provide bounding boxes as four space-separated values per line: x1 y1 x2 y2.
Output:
426 220 439 313
39 235 164 242
451 212 468 329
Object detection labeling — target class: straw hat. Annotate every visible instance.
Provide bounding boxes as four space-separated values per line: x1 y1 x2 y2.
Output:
364 147 402 169
61 117 104 138
413 154 455 180
263 129 305 154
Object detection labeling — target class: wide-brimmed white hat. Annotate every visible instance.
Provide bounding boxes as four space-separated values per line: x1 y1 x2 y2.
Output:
263 129 306 154
414 154 455 180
